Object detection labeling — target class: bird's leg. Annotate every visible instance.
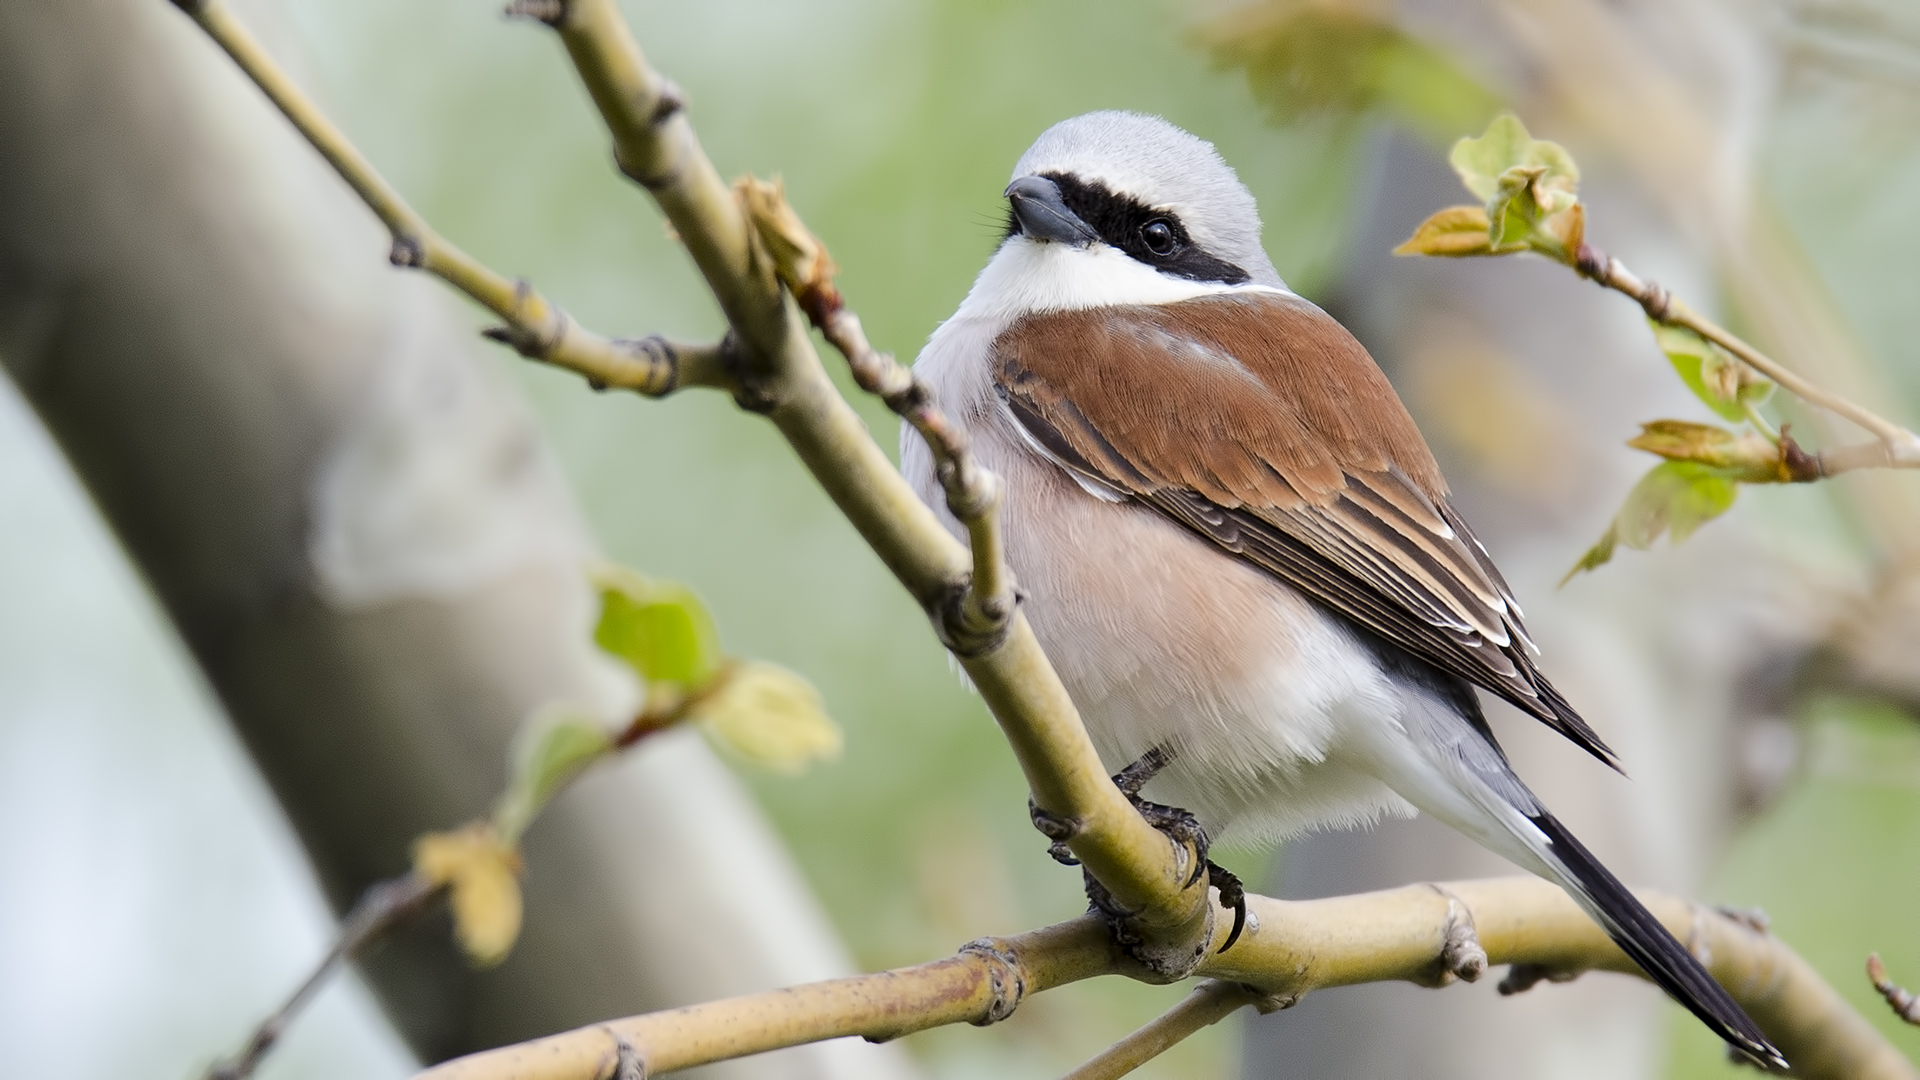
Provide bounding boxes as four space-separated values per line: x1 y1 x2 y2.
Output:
1033 744 1250 953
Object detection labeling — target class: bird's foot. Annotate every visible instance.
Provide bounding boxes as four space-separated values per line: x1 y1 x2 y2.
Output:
1045 745 1248 953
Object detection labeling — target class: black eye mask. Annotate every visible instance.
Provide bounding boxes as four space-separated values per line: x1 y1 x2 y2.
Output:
1032 172 1251 286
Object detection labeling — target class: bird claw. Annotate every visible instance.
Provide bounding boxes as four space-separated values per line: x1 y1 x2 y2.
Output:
1043 746 1249 954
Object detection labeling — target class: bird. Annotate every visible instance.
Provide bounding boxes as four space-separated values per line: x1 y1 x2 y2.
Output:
900 110 1785 1069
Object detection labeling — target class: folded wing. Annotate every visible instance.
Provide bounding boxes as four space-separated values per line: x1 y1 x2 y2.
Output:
992 290 1616 769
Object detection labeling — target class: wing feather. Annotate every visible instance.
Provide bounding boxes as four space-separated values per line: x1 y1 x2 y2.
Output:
991 292 1617 768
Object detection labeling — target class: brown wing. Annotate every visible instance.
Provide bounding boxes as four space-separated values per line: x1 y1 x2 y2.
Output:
993 291 1616 769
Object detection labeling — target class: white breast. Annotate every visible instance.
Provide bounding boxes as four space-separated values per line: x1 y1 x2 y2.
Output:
904 300 1419 847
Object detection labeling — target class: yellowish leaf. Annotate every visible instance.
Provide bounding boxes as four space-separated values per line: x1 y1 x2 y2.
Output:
412 824 524 967
1627 420 1787 482
1393 205 1500 257
697 662 842 774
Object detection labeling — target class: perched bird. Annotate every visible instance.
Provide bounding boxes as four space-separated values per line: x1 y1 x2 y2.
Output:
902 110 1784 1068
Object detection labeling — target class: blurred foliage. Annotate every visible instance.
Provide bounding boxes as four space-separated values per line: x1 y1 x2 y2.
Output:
1667 699 1920 1073
412 824 524 968
1198 0 1499 144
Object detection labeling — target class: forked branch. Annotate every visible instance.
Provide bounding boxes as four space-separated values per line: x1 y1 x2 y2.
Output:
171 0 726 396
1573 244 1920 474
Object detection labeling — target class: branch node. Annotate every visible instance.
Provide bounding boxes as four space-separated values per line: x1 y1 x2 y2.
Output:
957 938 1028 1026
599 1029 647 1080
1574 242 1610 283
1778 427 1824 482
1497 962 1581 996
502 0 568 26
388 235 426 268
1029 799 1084 865
1867 954 1920 1026
1421 886 1487 986
718 332 778 413
620 335 680 397
1249 988 1299 1015
650 80 686 126
1641 280 1675 322
1716 905 1773 935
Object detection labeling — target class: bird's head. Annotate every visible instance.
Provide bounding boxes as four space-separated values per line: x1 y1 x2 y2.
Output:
990 112 1285 309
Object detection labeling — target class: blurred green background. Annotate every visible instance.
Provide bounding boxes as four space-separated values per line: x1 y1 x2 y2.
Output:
3 1 1919 1078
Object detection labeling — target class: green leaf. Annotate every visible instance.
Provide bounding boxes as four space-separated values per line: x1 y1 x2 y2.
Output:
1565 462 1738 579
695 662 842 775
590 563 721 687
1564 522 1620 582
1617 461 1738 548
493 705 614 843
1446 114 1583 262
1651 323 1772 423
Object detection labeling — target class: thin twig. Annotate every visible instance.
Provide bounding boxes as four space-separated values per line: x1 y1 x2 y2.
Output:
209 874 441 1080
1059 981 1262 1080
1868 954 1920 1025
174 0 724 396
1575 242 1920 470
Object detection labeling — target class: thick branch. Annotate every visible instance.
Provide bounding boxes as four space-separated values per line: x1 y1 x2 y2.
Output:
1575 243 1920 471
175 0 725 396
414 879 1915 1080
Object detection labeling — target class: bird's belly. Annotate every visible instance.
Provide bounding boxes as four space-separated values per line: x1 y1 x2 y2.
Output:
970 438 1417 846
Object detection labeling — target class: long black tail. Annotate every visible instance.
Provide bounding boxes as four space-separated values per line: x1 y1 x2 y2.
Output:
1529 811 1786 1070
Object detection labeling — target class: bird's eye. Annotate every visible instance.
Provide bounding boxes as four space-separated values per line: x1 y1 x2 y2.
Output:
1140 219 1177 257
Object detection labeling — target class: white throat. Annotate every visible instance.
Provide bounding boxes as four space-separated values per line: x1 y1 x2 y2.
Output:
950 237 1289 326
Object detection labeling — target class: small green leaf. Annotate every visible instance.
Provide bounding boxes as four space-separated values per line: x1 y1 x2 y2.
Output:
1565 462 1738 580
696 662 842 775
1450 114 1535 201
1447 114 1583 263
494 705 614 843
1651 323 1772 423
1617 461 1737 548
1564 522 1620 581
590 564 721 687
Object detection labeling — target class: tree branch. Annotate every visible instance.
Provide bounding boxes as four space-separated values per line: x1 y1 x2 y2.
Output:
1059 980 1266 1080
173 0 727 396
1869 955 1920 1026
209 874 441 1080
413 879 1915 1080
1574 242 1920 473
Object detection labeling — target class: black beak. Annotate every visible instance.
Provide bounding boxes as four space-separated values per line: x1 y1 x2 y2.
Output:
1005 175 1098 246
